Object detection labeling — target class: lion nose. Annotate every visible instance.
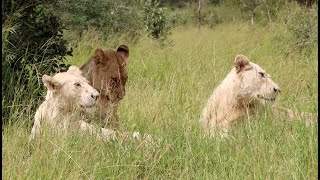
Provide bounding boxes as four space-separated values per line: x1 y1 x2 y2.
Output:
91 93 99 100
117 95 123 100
273 87 281 93
117 90 125 100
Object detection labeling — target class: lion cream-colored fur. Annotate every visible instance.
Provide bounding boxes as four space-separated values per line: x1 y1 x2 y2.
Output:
29 66 100 140
200 55 281 138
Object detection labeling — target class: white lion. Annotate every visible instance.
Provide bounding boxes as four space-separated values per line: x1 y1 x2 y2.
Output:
29 66 100 140
29 66 151 143
200 54 281 138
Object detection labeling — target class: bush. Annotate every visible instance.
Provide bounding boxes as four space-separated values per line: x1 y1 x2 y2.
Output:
54 0 143 43
2 0 72 124
202 10 223 28
142 0 171 42
284 4 318 50
169 11 190 27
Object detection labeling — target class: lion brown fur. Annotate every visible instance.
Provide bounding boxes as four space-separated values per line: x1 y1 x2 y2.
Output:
80 45 129 129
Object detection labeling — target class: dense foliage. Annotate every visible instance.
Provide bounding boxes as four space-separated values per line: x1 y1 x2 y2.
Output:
2 0 72 124
52 0 143 42
142 0 171 41
53 0 173 43
284 5 318 50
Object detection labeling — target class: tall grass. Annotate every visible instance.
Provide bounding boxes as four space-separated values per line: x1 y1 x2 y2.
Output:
2 20 318 179
2 23 43 126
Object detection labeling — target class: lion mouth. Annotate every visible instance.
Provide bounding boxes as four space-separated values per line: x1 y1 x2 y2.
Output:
79 104 96 114
80 104 96 109
257 95 276 102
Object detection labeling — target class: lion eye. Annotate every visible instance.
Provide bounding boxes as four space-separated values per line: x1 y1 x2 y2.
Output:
111 78 118 85
259 72 265 78
75 82 81 87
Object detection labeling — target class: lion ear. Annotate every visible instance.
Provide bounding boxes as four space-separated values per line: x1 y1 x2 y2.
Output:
94 49 105 65
42 75 61 91
67 66 82 75
234 54 250 73
117 45 129 59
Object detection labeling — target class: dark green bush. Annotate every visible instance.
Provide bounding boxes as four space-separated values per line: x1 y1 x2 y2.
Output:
284 4 318 50
2 0 72 124
142 0 171 42
202 10 223 28
169 11 191 27
54 0 143 42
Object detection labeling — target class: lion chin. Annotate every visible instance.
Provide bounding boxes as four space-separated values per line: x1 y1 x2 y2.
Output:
257 94 277 106
80 104 97 114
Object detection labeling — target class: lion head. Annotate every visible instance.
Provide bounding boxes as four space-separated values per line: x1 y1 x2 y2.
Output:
90 45 129 103
234 54 281 106
42 66 100 113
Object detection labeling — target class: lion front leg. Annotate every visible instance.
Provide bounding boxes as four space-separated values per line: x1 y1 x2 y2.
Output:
75 120 117 141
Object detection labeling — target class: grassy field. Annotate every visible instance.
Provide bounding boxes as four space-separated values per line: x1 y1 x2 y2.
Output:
2 21 318 179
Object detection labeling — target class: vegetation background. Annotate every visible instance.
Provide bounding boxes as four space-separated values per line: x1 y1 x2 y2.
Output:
2 0 318 179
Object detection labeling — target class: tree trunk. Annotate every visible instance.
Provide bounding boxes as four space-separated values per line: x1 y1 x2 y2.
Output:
197 0 203 30
263 0 272 25
266 8 271 25
250 13 255 26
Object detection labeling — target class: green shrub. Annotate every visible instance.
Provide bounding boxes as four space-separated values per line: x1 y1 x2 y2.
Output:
54 0 143 42
142 0 171 42
284 4 318 50
2 0 72 124
169 11 190 27
202 10 223 28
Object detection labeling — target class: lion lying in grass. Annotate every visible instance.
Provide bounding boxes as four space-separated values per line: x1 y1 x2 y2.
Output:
29 66 151 143
200 54 317 138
